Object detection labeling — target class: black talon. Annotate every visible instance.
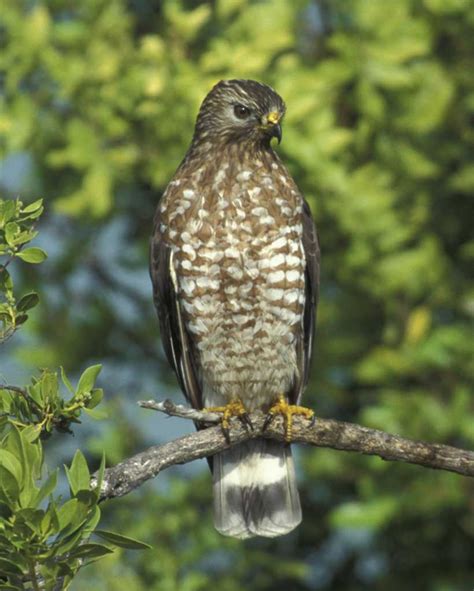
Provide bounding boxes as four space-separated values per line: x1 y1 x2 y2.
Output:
241 413 253 431
310 414 316 427
263 413 275 431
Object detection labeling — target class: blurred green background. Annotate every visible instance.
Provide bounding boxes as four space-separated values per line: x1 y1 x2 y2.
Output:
1 0 474 589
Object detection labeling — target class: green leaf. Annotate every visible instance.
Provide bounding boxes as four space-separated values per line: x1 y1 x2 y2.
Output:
0 199 17 226
27 382 44 408
21 198 43 213
65 450 90 495
19 475 39 509
40 506 54 536
22 424 42 443
75 489 98 506
86 388 103 409
0 465 20 506
39 370 59 407
94 529 152 550
57 498 84 532
0 557 24 576
53 524 87 557
7 228 37 248
0 391 12 413
60 366 74 394
15 507 44 535
16 247 47 263
67 542 114 560
20 426 43 483
45 503 61 535
14 313 28 326
0 449 23 487
76 364 102 395
5 424 26 471
4 222 19 246
16 292 39 312
35 468 58 506
81 504 101 536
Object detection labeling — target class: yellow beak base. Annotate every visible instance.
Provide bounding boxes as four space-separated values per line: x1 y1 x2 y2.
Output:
266 111 281 125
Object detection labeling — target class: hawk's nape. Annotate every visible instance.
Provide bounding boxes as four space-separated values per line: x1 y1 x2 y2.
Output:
150 79 320 538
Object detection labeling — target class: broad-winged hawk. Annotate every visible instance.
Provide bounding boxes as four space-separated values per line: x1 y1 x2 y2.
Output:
150 79 320 538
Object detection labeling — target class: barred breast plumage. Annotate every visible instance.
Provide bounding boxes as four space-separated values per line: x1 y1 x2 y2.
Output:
159 145 305 410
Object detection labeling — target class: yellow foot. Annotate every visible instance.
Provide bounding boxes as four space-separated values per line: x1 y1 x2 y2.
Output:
264 396 315 442
205 399 252 441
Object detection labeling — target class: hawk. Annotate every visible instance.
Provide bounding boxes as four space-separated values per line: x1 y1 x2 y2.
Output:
150 79 320 539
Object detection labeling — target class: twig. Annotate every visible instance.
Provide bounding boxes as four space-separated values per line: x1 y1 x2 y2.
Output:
138 399 222 423
1 384 29 396
94 400 474 502
0 255 15 273
1 384 44 413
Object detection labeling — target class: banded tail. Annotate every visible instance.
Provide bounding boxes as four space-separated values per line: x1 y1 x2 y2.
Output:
212 439 302 539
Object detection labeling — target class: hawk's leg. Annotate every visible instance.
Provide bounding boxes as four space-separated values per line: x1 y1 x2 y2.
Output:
264 395 315 442
205 398 253 442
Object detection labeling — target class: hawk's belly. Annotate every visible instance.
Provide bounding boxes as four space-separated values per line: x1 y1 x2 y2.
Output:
174 213 306 410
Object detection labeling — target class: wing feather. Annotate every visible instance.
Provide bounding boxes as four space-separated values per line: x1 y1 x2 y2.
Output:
149 207 203 410
290 197 320 404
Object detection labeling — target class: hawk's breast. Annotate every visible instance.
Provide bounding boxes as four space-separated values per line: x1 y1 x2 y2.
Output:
160 156 306 409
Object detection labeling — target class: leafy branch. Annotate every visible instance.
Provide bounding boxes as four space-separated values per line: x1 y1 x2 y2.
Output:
0 366 106 437
0 198 46 343
0 366 149 591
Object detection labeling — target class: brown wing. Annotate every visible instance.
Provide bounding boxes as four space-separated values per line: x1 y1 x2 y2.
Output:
289 197 320 404
149 205 203 410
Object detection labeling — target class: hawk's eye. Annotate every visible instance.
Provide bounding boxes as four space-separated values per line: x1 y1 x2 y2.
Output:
233 104 251 120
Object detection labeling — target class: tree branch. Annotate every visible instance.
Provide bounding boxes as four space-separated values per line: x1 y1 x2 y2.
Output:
94 399 474 501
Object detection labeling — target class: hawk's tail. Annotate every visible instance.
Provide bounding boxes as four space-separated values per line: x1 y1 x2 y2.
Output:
212 439 302 539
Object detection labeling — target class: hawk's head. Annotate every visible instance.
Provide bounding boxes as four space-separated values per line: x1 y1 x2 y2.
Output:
193 79 286 147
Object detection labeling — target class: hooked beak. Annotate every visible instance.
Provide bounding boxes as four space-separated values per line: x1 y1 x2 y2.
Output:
270 122 282 144
264 111 283 144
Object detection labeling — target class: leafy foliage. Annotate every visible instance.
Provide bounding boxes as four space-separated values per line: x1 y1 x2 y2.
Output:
1 0 473 590
0 198 45 342
0 421 148 590
0 205 148 589
0 365 106 436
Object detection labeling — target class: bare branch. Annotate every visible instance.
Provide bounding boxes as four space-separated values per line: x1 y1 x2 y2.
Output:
94 402 474 502
138 399 222 423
